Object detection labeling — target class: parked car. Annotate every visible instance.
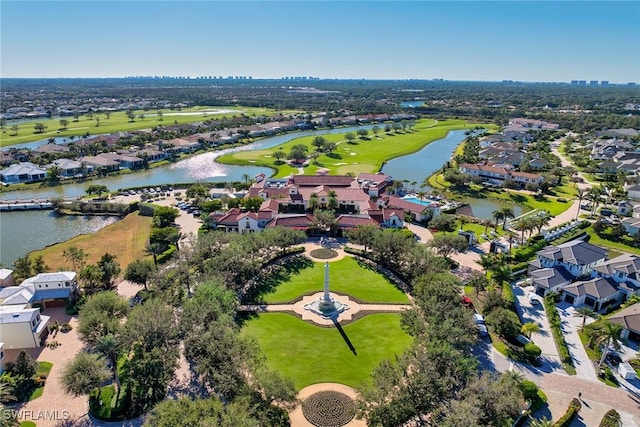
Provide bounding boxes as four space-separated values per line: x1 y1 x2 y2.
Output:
473 313 485 324
529 294 542 306
477 324 489 337
605 352 623 366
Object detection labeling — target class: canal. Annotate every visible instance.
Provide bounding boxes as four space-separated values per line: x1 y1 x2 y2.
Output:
0 126 521 266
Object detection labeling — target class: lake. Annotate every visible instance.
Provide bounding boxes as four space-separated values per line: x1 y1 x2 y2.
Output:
0 211 118 267
0 125 520 266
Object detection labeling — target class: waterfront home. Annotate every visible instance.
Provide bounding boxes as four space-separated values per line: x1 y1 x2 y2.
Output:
378 196 436 223
100 152 144 169
79 155 120 172
0 305 50 350
0 272 78 309
0 162 47 183
48 158 92 177
459 163 544 188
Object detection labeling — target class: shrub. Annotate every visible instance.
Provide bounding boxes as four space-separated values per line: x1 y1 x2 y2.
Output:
502 283 517 312
518 380 539 401
524 342 542 359
599 409 621 427
553 398 581 427
60 323 72 332
156 246 176 264
543 296 574 368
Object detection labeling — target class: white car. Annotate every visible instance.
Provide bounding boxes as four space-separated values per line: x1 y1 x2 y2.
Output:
529 294 542 306
473 313 485 324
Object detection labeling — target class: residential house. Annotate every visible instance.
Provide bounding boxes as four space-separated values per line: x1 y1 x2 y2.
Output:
530 266 574 297
459 163 543 188
622 217 640 236
79 155 120 172
19 272 78 307
379 196 435 223
0 162 47 183
626 184 640 201
0 270 15 288
100 152 144 169
618 201 634 217
608 303 640 342
561 277 620 310
48 158 92 177
0 305 50 349
535 240 608 278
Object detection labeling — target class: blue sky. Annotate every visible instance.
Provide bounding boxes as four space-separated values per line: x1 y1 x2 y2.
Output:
1 1 639 82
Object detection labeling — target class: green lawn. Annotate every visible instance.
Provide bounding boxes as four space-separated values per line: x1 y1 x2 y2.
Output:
0 106 300 147
487 191 572 217
242 313 412 390
29 361 53 401
218 119 497 177
261 257 409 304
586 227 640 256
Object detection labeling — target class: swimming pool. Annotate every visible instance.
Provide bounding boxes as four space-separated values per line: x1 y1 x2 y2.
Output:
402 196 433 206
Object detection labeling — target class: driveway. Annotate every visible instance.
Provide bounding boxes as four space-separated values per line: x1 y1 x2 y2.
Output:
513 284 561 372
557 302 599 382
6 307 88 427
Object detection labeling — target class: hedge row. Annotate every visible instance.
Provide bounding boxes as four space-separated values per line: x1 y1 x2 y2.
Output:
544 296 574 368
599 409 621 427
502 283 517 312
553 398 581 427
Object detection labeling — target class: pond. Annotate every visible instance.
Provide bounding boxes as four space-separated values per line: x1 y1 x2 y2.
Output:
0 210 119 267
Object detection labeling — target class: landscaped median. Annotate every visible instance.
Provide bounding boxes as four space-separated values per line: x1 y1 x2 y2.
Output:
543 294 577 375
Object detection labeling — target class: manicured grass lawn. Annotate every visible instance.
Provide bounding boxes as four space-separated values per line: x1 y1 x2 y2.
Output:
0 106 300 147
242 313 412 390
29 361 53 401
20 422 36 427
28 212 152 270
586 227 640 256
218 120 496 178
261 257 409 304
487 191 571 217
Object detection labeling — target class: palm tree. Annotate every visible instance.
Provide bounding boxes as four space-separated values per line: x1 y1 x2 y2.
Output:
416 191 427 203
145 242 165 269
458 216 468 231
521 322 541 340
477 254 496 278
168 231 184 252
482 218 492 235
95 334 122 400
529 416 554 427
576 189 585 221
492 264 513 287
241 173 251 186
500 206 515 230
505 230 517 253
308 192 320 211
492 209 504 231
590 321 623 367
574 306 597 329
327 190 338 211
78 265 103 294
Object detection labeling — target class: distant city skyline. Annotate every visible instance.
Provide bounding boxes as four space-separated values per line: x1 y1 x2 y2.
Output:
1 1 639 83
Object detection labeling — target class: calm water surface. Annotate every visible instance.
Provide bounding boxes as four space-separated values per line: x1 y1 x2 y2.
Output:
0 211 118 267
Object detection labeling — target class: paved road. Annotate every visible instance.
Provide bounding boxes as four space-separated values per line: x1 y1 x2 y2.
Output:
550 137 593 191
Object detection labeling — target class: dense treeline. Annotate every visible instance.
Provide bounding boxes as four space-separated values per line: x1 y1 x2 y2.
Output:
3 78 638 121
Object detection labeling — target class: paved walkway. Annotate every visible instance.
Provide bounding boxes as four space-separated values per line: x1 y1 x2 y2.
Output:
289 383 366 427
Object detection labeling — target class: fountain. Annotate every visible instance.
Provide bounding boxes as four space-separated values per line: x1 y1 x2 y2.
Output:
304 262 349 318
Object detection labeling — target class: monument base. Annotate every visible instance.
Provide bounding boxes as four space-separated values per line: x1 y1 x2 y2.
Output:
304 296 349 319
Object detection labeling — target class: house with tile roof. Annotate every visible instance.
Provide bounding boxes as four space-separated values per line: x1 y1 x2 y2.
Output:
459 163 543 188
608 303 640 341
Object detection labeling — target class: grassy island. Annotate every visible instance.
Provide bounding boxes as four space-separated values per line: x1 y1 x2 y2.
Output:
217 119 497 177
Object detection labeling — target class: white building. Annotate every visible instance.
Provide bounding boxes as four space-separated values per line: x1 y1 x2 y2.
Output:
0 305 50 349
